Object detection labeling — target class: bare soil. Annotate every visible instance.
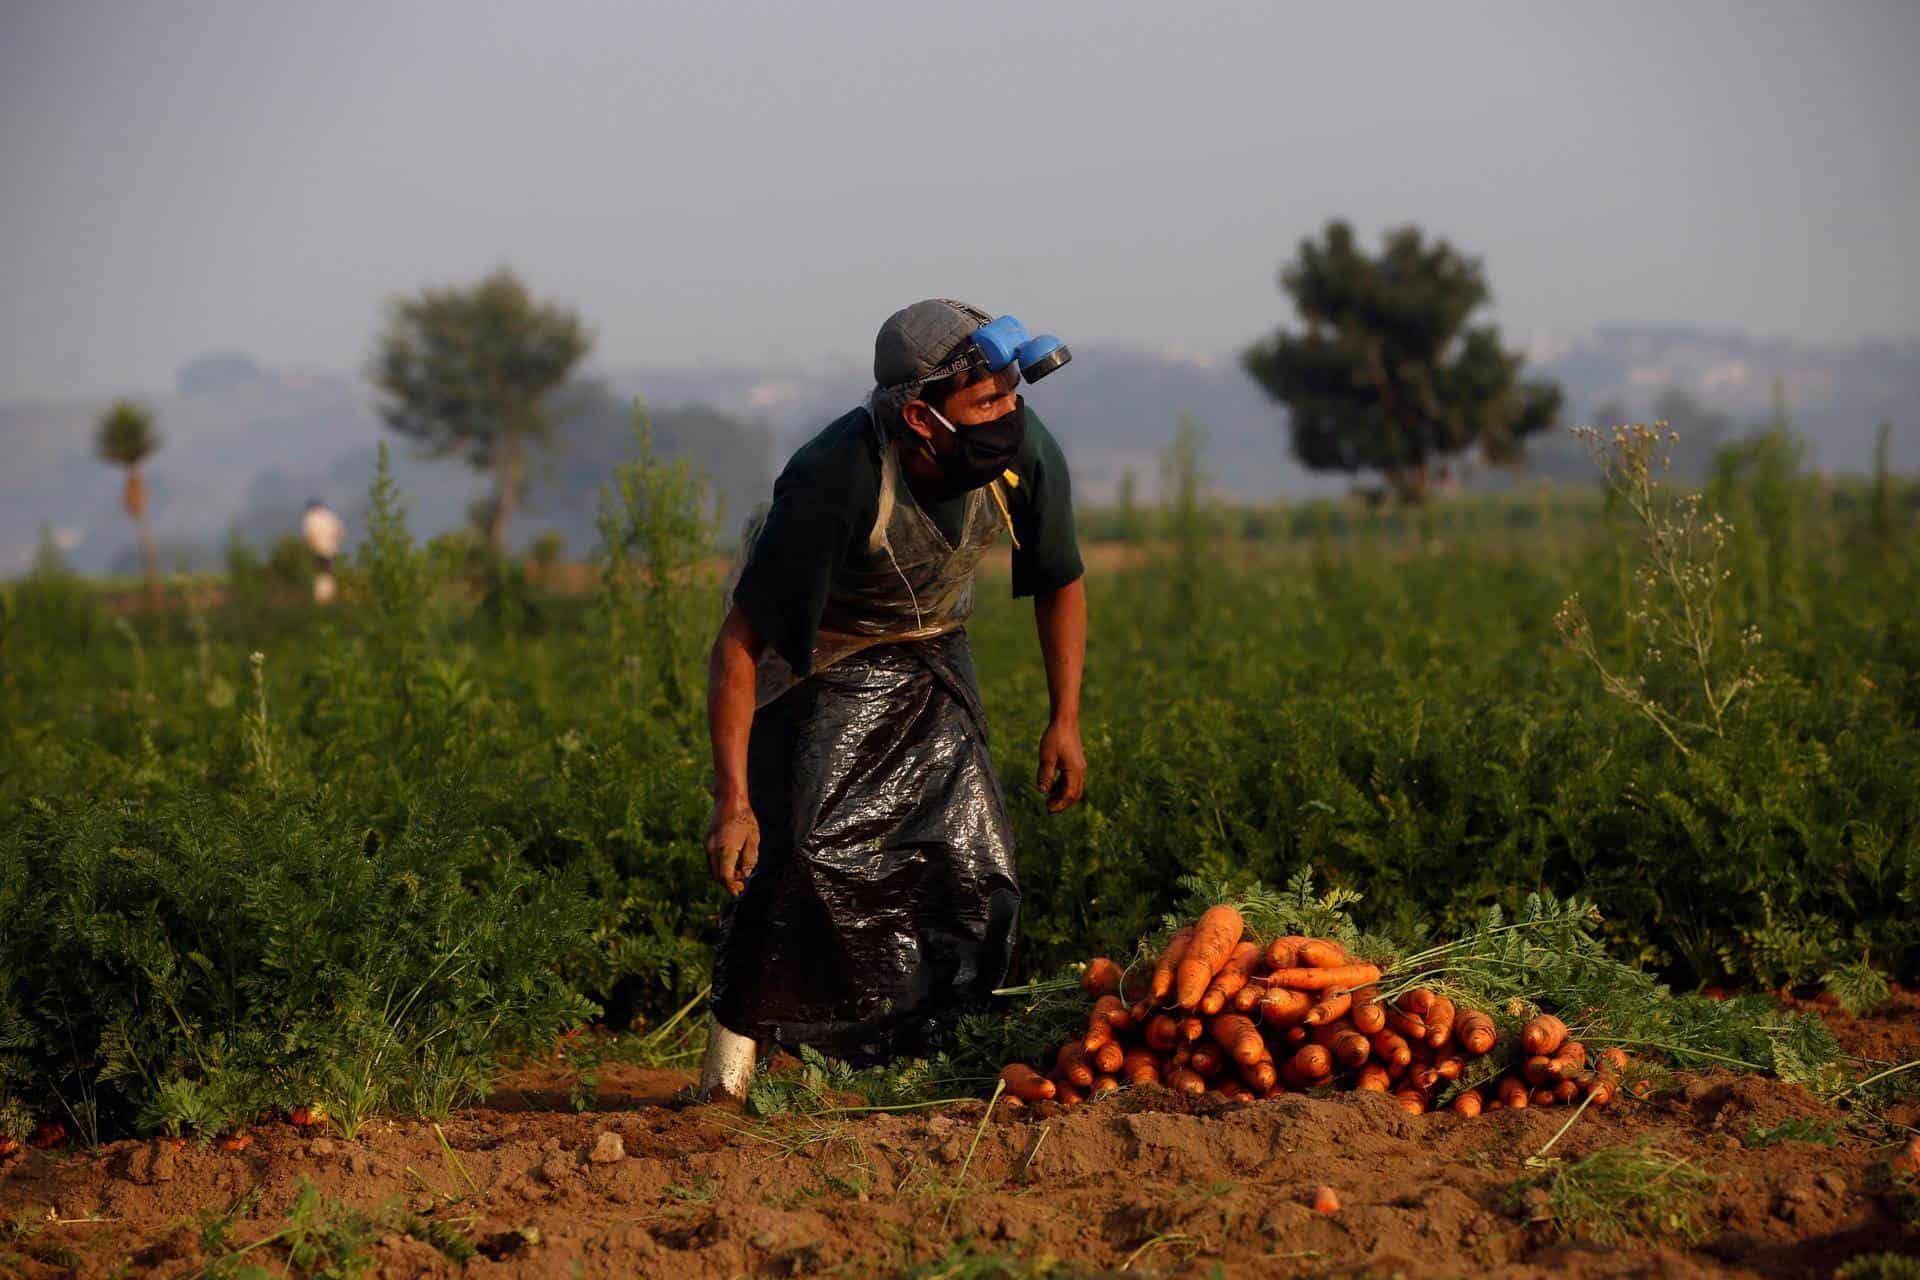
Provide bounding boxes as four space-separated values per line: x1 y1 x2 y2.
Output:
4 1014 1917 1279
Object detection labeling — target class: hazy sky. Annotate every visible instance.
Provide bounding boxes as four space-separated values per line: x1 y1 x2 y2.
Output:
5 0 1917 400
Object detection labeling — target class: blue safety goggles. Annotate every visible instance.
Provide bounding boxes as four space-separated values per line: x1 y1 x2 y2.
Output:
923 315 1073 388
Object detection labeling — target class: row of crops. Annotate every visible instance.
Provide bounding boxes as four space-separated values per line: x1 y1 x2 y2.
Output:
2 444 1915 1143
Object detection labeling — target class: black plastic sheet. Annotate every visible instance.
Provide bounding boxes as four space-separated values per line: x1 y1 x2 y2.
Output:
711 632 1019 1065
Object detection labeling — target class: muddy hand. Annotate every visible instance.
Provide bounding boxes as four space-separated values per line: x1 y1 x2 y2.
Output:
704 800 760 896
1036 718 1087 813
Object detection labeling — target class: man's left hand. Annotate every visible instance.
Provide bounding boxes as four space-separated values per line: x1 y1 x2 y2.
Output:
1036 718 1086 813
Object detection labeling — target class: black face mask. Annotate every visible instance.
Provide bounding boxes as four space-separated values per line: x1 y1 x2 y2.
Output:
920 396 1027 499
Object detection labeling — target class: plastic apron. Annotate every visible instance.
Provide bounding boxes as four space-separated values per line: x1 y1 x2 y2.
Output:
711 406 1021 1064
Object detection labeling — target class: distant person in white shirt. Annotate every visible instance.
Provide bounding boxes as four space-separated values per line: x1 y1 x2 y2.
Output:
301 499 344 604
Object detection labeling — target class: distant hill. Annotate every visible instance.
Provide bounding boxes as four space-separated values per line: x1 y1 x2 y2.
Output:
4 327 1914 575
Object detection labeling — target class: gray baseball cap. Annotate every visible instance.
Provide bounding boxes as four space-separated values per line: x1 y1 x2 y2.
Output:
873 299 993 390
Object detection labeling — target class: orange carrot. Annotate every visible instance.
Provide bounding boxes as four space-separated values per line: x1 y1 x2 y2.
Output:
1393 1087 1427 1115
1179 1015 1205 1043
999 1063 1056 1102
1350 986 1386 1035
1521 1014 1568 1057
1200 941 1264 1015
1598 1046 1629 1074
1453 1010 1497 1056
1496 1076 1529 1109
1304 990 1353 1027
1144 1013 1180 1052
1584 1075 1615 1106
1549 1041 1587 1079
1055 1041 1095 1089
1150 928 1195 1002
1084 995 1129 1052
1408 1062 1439 1091
1312 1185 1341 1214
1121 963 1153 1003
1449 1089 1484 1118
1091 1075 1121 1095
1423 997 1456 1050
1263 963 1382 992
1165 1066 1207 1096
1258 986 1313 1028
1081 957 1123 999
1300 938 1349 968
1176 905 1247 1008
1264 934 1310 969
1313 1024 1372 1069
1530 1087 1558 1108
1092 1040 1125 1075
1485 1099 1506 1112
1385 1008 1427 1041
1054 1082 1086 1107
1369 1029 1413 1072
1522 1055 1556 1087
1208 1013 1268 1066
1189 1042 1226 1079
1284 1024 1309 1044
1216 1079 1251 1101
1122 1049 1160 1086
1240 1058 1278 1092
1433 1051 1465 1081
1355 1062 1392 1092
1232 978 1269 1014
1398 987 1435 1014
1128 999 1153 1027
1281 1044 1334 1088
1552 1078 1580 1105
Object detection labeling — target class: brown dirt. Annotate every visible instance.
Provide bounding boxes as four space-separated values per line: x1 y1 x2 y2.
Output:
1788 985 1920 1066
4 1043 1917 1280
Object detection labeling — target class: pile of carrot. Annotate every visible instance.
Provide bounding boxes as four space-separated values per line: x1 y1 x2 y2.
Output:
997 905 1629 1117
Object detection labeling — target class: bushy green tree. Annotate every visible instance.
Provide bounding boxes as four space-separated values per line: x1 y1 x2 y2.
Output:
1243 220 1562 502
94 398 162 606
370 268 592 556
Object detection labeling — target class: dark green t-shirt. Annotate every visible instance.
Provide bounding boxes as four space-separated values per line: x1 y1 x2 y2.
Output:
733 405 1083 676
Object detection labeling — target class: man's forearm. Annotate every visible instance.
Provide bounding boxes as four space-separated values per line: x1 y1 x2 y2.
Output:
708 605 764 803
1034 577 1087 724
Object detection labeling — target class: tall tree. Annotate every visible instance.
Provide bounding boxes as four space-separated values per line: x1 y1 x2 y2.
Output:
370 268 592 555
94 398 162 606
1242 221 1562 502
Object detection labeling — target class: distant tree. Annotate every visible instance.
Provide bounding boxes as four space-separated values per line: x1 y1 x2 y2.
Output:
527 380 770 549
1242 221 1562 502
1115 466 1143 544
1586 389 1732 483
94 398 162 606
370 268 592 556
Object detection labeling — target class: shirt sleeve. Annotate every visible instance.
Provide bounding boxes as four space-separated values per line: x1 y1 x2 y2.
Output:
1010 411 1085 598
729 420 880 676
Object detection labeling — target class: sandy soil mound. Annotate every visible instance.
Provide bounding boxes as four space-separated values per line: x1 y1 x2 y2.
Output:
2 1051 1915 1277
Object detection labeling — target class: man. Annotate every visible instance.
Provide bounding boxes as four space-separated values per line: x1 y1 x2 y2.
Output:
699 299 1088 1103
300 498 344 604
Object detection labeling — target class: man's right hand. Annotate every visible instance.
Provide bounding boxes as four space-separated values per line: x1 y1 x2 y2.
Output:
704 797 760 897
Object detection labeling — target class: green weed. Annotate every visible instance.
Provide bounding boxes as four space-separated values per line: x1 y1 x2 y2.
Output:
1741 1117 1839 1148
1517 1142 1711 1246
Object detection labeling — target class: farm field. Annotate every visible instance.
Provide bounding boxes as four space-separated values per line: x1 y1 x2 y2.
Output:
1 995 1916 1278
3 443 1919 1275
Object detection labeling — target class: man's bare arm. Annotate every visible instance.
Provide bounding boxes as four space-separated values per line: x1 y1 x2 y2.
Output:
705 604 765 894
1033 576 1087 813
